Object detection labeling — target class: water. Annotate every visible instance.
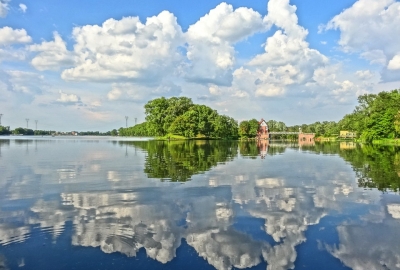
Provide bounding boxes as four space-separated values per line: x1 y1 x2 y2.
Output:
0 137 400 270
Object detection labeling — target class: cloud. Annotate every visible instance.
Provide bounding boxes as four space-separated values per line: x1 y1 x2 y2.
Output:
234 0 328 97
325 0 400 80
107 81 181 102
0 70 48 105
1 70 45 95
19 3 27 13
208 84 222 96
0 27 32 45
0 47 26 62
56 90 82 105
187 229 263 270
185 3 265 86
29 32 76 71
27 4 265 92
61 11 184 83
329 222 400 270
388 55 400 70
355 70 374 80
0 0 10 18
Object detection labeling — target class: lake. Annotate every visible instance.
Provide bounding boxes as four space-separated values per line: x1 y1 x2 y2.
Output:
1 137 400 270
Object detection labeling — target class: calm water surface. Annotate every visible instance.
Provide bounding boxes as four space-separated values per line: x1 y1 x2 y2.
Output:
1 137 400 270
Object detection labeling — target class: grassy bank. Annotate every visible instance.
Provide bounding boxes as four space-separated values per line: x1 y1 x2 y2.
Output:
371 139 400 145
156 134 226 141
316 137 338 142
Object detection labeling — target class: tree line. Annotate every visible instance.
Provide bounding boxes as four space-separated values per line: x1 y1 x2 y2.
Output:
119 90 400 140
338 89 400 141
121 140 238 181
2 89 398 141
0 126 119 136
240 89 400 141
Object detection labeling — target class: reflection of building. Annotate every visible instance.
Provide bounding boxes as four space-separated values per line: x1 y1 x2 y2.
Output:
340 142 356 150
298 133 315 147
257 119 269 140
257 139 269 158
339 131 357 138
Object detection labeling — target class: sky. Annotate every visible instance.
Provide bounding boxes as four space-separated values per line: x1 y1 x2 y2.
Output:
0 0 399 131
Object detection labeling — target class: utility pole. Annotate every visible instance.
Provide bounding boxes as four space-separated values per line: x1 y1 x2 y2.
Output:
26 118 29 129
135 117 137 126
125 116 128 128
35 120 38 130
0 114 2 126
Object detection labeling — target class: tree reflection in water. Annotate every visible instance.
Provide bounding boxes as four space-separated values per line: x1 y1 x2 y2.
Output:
121 140 238 182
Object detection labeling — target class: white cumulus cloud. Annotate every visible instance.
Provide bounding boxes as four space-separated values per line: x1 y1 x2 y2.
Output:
235 0 328 97
56 90 81 104
325 0 400 74
0 27 31 45
61 11 184 83
29 32 76 71
19 3 27 13
185 2 266 86
388 55 400 70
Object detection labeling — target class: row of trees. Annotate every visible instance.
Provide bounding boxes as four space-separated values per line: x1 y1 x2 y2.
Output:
0 126 119 136
238 119 340 139
338 90 400 141
240 90 400 141
119 95 344 139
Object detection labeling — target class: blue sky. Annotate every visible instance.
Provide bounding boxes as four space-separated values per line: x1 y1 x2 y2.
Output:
0 0 399 131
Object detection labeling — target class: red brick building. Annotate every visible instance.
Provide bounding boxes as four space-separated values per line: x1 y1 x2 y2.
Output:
257 118 270 140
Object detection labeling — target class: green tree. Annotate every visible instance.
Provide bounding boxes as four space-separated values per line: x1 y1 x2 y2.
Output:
212 115 238 139
0 126 11 135
144 97 194 136
394 110 400 136
248 119 259 137
12 127 33 135
239 121 250 138
110 129 118 136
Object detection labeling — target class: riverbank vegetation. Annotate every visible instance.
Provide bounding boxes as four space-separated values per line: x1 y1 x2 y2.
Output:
339 90 400 142
117 89 400 142
2 89 399 143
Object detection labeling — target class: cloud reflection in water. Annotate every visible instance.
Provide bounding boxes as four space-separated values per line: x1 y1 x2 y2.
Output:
0 139 399 269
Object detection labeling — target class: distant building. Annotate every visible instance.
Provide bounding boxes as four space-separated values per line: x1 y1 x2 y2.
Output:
339 131 357 138
257 119 270 140
340 142 356 149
